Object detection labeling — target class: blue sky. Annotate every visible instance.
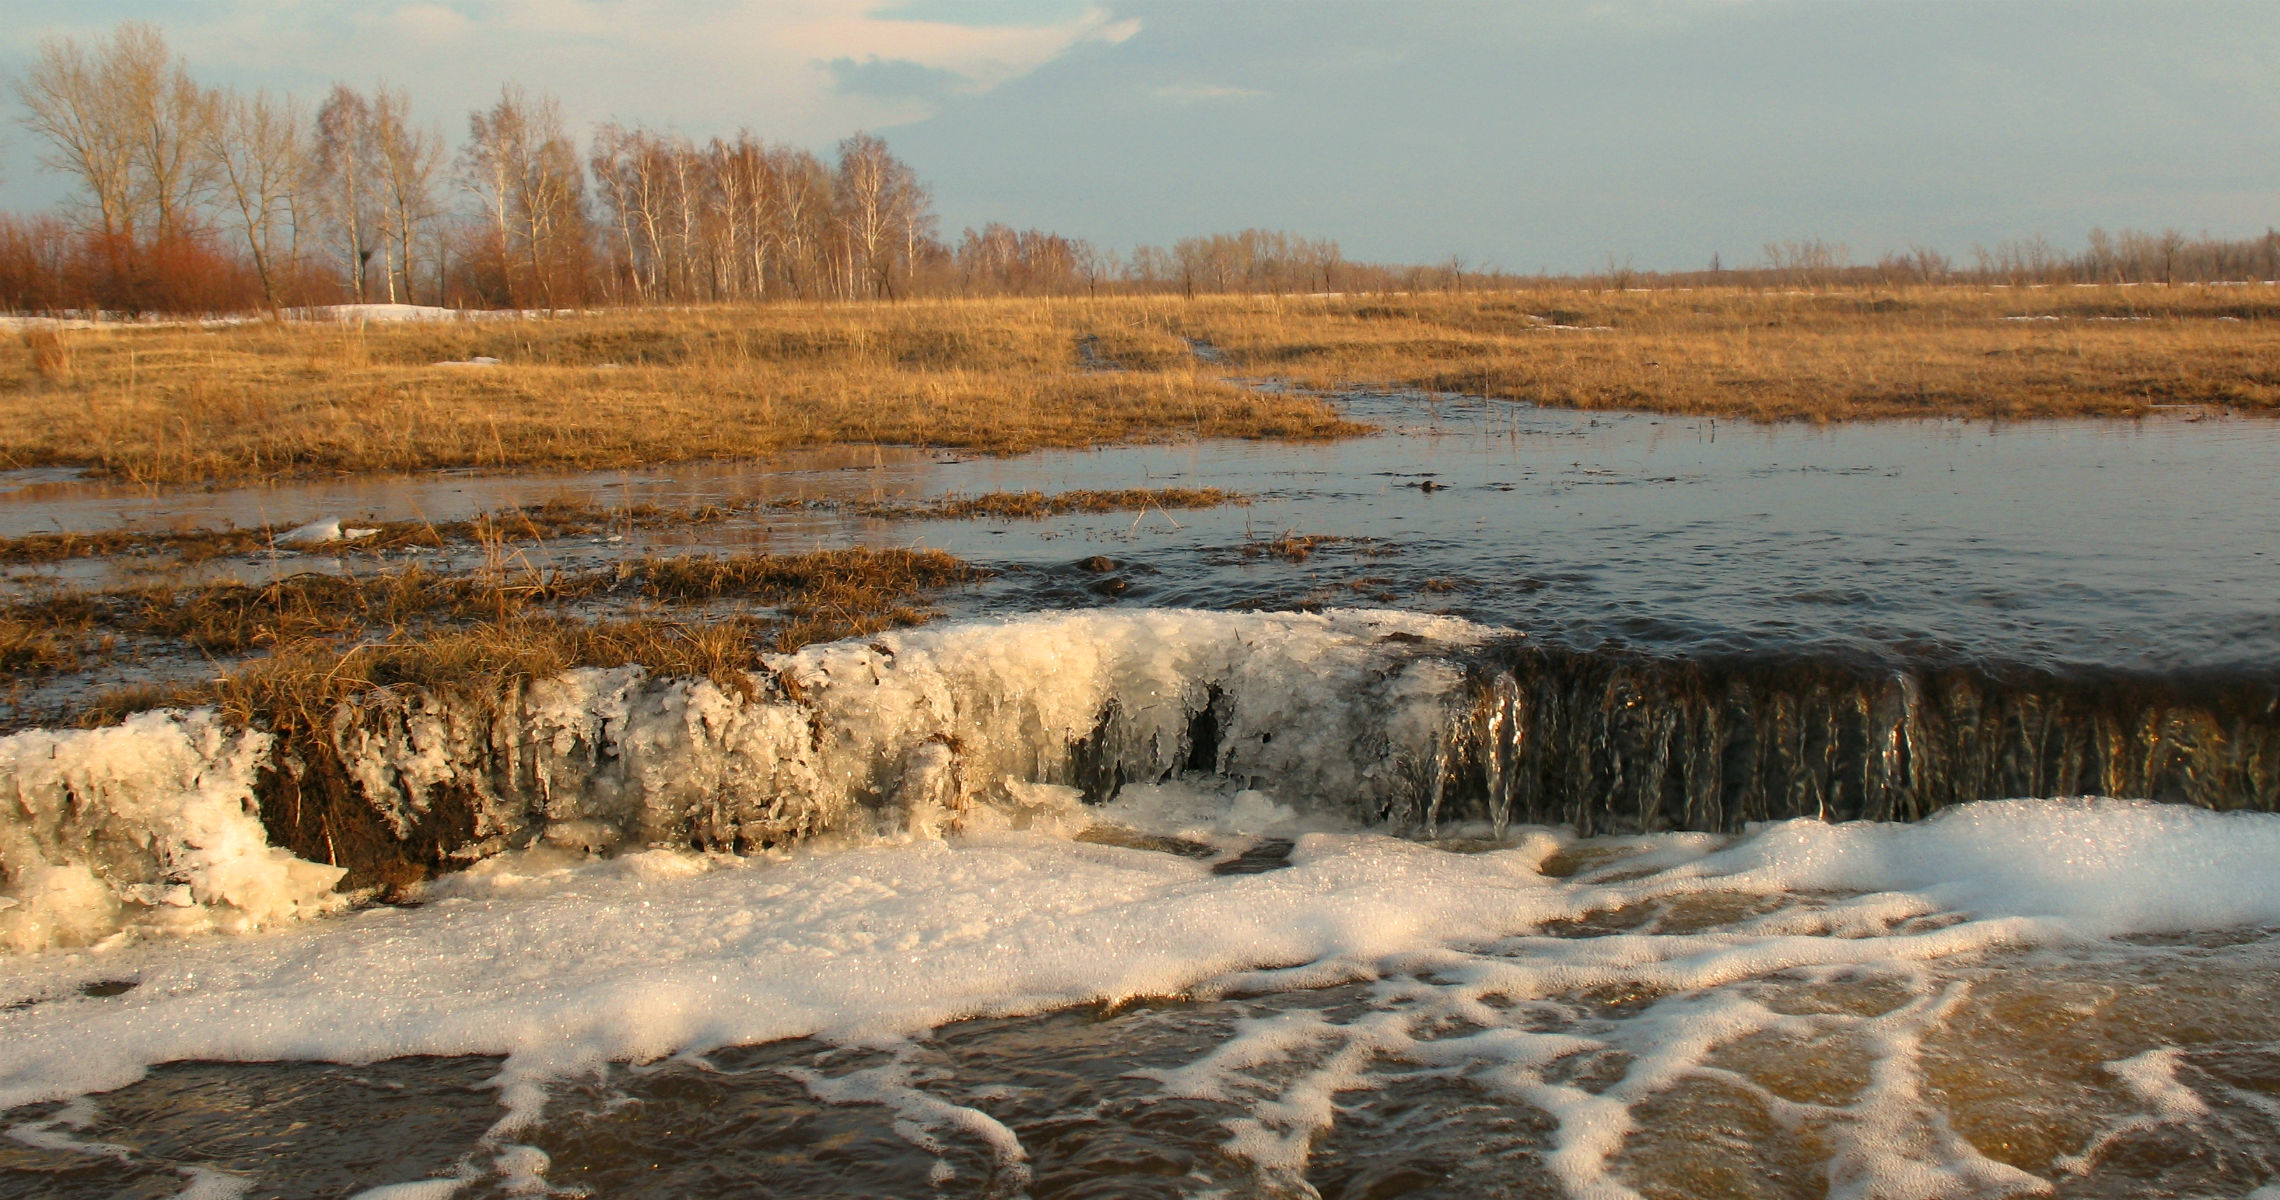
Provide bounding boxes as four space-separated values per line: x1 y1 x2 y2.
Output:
4 1 2275 272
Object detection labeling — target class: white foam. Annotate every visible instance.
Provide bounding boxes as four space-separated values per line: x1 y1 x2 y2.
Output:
4 799 2280 1194
1654 796 2280 937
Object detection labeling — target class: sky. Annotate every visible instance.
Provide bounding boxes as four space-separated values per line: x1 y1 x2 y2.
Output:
2 0 2275 273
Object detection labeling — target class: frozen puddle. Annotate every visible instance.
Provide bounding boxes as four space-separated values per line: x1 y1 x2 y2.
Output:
7 798 2280 1197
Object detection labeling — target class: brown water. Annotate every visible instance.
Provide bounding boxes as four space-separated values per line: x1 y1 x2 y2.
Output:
7 914 2276 1199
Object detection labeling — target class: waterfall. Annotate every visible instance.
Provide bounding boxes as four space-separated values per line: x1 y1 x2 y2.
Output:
5 609 2276 952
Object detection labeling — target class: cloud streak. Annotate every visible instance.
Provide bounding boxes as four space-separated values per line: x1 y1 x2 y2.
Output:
0 1 1139 144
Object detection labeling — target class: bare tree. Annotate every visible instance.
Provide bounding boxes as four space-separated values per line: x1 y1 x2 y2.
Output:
122 28 219 244
202 87 305 312
312 85 379 300
460 86 589 306
15 31 142 247
769 146 831 298
833 132 927 298
371 84 443 305
15 23 215 248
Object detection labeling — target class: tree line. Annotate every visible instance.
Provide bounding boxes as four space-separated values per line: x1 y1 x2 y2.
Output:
0 23 1425 315
3 22 2274 316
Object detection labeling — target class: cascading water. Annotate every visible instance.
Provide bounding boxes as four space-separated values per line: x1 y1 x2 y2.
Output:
1441 644 2280 836
6 608 2278 954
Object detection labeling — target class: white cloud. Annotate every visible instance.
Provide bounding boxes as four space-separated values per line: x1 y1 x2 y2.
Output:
1 1 1139 147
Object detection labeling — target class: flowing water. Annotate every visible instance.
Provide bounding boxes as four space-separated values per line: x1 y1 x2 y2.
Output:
5 400 2280 1199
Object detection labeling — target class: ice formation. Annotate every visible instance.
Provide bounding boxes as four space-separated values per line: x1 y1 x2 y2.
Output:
6 606 2279 961
273 516 377 546
315 608 1490 875
0 711 345 953
0 610 1485 952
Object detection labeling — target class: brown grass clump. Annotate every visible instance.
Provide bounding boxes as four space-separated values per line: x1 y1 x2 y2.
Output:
1243 533 1344 564
70 547 979 735
17 547 980 674
1 615 95 673
21 328 71 383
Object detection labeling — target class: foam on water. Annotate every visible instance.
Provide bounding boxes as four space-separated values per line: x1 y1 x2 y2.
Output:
5 796 2280 1196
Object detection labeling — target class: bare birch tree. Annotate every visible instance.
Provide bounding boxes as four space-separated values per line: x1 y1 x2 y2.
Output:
202 87 305 312
833 132 927 298
460 86 589 306
312 85 379 300
371 84 443 305
15 23 215 248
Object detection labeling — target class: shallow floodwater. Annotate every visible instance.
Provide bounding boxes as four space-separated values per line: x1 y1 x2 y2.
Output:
13 945 2280 1200
7 398 2280 1200
10 398 2277 672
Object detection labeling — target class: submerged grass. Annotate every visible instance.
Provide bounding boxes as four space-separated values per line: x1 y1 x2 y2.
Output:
0 500 724 566
3 285 2273 488
0 489 1246 567
826 486 1243 521
23 547 980 669
28 546 979 743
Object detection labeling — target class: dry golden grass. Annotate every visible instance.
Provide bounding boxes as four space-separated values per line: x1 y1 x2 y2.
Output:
16 546 980 671
71 547 981 723
0 300 1361 484
1161 285 2280 420
6 286 2270 487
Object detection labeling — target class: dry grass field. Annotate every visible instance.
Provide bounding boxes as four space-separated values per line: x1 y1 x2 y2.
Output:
0 300 1357 484
4 284 2274 485
1161 284 2280 421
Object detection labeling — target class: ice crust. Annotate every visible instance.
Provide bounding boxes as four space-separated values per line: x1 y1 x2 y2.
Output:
0 609 1485 952
0 711 345 952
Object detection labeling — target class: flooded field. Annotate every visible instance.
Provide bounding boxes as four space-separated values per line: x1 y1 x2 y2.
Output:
11 396 2280 674
5 393 2280 1199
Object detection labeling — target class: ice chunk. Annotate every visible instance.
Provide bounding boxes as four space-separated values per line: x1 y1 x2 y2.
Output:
0 711 346 951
